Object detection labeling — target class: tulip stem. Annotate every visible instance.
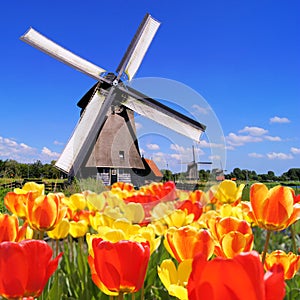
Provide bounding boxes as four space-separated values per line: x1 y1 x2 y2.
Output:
261 230 271 264
290 224 297 253
39 230 44 240
118 292 124 300
55 239 59 257
140 285 144 300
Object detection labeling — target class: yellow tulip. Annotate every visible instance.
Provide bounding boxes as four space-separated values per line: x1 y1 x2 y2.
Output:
158 259 192 300
69 220 89 238
14 181 44 198
47 218 70 240
214 180 245 204
63 193 86 211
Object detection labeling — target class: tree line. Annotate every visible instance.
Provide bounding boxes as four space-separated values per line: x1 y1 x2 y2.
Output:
1 159 299 182
162 167 300 182
0 159 61 179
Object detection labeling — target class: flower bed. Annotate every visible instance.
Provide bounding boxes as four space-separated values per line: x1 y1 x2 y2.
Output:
0 180 299 299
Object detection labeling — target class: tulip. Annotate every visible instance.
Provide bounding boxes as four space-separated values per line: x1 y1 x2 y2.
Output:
187 251 285 300
85 191 106 211
69 220 89 238
0 239 62 299
158 259 192 300
62 193 86 211
246 183 300 231
207 216 254 258
0 213 27 243
47 218 70 240
214 180 245 204
26 193 67 232
164 209 194 228
165 226 214 262
4 192 28 218
176 200 203 221
14 181 44 198
88 238 150 296
264 250 300 280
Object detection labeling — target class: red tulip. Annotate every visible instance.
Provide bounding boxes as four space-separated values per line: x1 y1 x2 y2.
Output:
188 251 285 300
88 238 150 295
0 240 62 299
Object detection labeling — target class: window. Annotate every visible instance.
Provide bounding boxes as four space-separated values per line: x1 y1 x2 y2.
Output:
119 151 125 160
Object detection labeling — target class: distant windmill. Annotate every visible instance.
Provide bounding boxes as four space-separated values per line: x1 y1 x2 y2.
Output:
182 145 212 180
20 13 207 186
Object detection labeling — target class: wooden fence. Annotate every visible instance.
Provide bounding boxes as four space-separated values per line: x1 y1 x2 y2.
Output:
0 180 67 192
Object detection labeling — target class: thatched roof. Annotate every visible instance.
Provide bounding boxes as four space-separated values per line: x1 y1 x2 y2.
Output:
85 107 145 169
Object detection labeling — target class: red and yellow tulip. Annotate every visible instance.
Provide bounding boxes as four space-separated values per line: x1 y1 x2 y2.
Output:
164 226 214 262
0 213 27 242
88 238 150 295
264 250 300 280
246 183 300 231
26 193 67 232
207 216 254 258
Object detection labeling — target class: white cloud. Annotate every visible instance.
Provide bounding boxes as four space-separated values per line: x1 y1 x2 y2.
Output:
248 152 264 158
170 143 186 153
170 153 182 160
53 140 64 146
239 126 268 136
291 147 300 154
0 136 36 160
146 143 160 150
0 135 61 163
266 152 293 160
192 104 210 115
270 116 291 124
264 135 282 142
226 133 262 147
41 147 60 158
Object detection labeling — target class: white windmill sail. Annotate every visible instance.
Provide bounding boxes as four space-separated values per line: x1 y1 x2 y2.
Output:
20 28 106 81
116 14 160 81
122 95 205 142
55 89 112 175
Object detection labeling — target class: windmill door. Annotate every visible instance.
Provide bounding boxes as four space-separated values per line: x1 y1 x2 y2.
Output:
110 169 118 185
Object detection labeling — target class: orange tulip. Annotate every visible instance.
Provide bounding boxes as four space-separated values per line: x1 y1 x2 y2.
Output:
207 216 254 258
165 226 214 262
0 240 62 299
264 250 300 280
246 183 300 231
26 193 67 231
4 192 29 218
188 251 285 300
0 213 27 242
88 238 150 295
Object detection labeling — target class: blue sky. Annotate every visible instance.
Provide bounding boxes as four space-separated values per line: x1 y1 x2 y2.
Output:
0 1 299 176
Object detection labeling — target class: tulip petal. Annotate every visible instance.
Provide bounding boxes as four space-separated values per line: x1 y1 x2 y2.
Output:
0 242 27 298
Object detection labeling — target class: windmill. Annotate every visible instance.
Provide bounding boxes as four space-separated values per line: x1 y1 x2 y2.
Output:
20 13 207 186
182 145 212 180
